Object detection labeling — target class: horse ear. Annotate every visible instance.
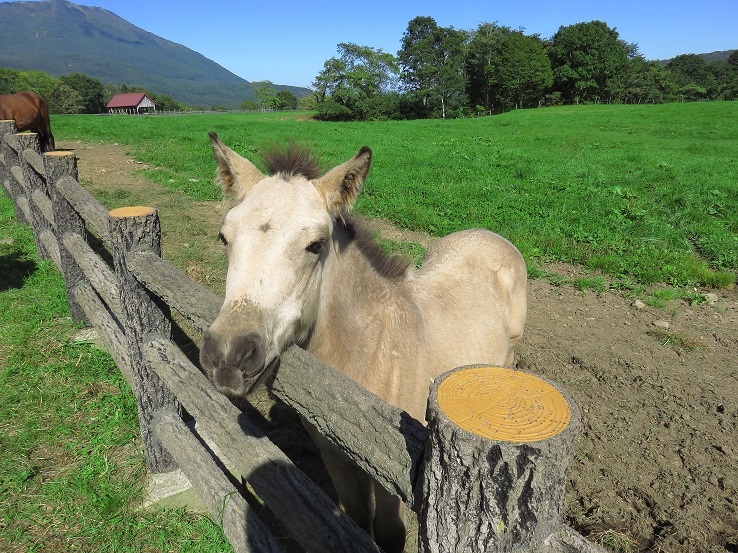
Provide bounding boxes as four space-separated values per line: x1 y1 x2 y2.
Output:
315 146 372 215
209 131 265 199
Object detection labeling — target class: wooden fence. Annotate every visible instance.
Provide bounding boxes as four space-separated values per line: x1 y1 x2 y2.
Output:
0 121 606 553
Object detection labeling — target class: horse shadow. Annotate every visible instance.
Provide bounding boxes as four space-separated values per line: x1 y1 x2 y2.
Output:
0 250 38 291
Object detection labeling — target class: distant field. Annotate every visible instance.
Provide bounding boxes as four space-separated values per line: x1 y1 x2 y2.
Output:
53 103 738 287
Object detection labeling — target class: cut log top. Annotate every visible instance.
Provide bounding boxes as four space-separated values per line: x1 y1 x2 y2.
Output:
436 365 571 443
109 206 156 218
44 151 75 157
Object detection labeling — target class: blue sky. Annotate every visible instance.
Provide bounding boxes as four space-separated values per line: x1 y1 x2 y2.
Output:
7 0 738 88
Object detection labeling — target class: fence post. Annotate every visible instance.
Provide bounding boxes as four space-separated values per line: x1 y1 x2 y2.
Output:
108 205 178 474
418 365 582 553
43 151 88 323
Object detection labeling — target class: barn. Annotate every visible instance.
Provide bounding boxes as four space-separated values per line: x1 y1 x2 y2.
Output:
106 92 157 114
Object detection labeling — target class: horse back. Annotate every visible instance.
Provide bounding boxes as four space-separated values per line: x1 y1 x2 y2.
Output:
0 91 55 152
411 228 527 370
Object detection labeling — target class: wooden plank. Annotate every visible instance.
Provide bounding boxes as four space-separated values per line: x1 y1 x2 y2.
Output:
272 346 428 510
31 189 55 228
56 175 110 245
70 280 133 387
22 148 45 177
143 337 380 553
63 231 122 318
127 250 221 333
153 411 286 553
38 229 61 271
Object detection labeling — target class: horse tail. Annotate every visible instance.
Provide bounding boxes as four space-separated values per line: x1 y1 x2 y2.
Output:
37 95 55 152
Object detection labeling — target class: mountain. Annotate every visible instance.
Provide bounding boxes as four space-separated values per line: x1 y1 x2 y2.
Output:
0 0 308 107
658 49 736 66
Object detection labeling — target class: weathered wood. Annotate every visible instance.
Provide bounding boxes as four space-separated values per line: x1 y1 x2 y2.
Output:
418 365 584 553
38 229 62 271
63 231 122 319
22 148 46 178
127 249 222 333
56 175 110 244
153 410 286 553
70 280 133 387
143 337 380 553
43 151 87 323
2 129 28 223
30 189 54 229
272 346 428 509
15 133 54 261
109 206 178 474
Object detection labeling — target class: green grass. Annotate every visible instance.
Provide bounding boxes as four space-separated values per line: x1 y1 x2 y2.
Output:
53 104 737 288
0 195 232 552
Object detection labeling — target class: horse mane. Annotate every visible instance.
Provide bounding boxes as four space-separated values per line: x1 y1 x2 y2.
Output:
261 142 411 280
261 141 322 180
339 214 413 280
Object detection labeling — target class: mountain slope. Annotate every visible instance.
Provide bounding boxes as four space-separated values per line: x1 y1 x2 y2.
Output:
0 0 307 106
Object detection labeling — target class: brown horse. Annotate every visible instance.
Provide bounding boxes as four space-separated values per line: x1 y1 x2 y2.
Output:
200 134 527 553
0 91 55 152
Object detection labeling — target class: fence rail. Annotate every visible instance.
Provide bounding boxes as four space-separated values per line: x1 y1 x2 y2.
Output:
0 121 605 553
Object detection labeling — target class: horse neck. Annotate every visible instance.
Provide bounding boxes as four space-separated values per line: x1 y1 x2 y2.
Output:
303 219 414 383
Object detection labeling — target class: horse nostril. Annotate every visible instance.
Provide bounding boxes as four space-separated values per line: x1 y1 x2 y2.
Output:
200 329 265 377
233 332 265 375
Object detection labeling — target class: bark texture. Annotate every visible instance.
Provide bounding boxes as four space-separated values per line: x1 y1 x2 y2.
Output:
109 206 178 473
419 365 582 553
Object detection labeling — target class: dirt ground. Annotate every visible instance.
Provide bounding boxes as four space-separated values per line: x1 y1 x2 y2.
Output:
61 140 738 553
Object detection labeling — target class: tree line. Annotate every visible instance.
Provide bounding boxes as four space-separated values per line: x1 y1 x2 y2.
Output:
0 68 302 114
312 17 738 121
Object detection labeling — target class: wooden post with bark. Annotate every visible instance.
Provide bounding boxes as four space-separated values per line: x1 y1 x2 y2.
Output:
43 151 88 323
418 365 602 553
108 205 178 474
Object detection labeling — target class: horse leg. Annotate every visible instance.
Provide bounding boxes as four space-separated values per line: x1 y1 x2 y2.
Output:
301 419 376 535
372 480 406 553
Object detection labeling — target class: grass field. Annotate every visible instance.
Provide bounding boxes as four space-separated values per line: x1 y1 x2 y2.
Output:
2 103 736 552
54 103 738 288
0 199 233 551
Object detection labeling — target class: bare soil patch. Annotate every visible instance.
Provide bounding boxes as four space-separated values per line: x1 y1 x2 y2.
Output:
61 140 738 553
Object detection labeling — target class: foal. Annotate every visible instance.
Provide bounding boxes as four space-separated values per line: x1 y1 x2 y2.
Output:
200 133 527 552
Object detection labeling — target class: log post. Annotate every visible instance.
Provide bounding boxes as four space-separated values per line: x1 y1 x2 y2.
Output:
109 205 178 474
43 151 87 323
418 365 581 553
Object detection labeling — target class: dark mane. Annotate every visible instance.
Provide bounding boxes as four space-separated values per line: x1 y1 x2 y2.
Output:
339 214 413 280
261 141 322 180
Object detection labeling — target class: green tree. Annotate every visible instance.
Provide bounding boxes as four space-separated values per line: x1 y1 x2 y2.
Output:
313 43 400 120
548 20 632 103
466 23 552 112
59 73 106 113
274 89 298 110
252 80 277 110
398 16 468 118
666 54 717 99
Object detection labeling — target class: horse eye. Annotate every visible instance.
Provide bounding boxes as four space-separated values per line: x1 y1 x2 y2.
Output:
217 232 228 246
306 239 325 254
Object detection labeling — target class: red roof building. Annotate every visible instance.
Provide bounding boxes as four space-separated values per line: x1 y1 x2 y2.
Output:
106 92 157 114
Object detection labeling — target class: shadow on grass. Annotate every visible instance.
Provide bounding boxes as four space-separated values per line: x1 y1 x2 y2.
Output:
0 251 37 291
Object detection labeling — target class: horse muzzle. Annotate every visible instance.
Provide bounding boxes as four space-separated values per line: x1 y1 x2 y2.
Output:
200 329 267 396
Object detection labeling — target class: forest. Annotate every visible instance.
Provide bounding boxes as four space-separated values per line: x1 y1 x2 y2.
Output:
312 18 738 121
1 17 736 119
